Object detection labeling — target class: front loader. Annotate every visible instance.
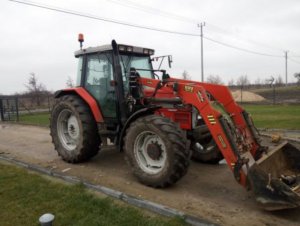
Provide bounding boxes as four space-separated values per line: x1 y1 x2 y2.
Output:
50 35 300 211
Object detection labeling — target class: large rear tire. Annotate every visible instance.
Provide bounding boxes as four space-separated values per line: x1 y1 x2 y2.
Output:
191 125 223 164
124 115 191 188
50 95 101 163
191 138 223 164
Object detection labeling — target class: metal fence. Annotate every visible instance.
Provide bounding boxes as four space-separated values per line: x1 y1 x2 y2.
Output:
0 85 299 122
0 96 19 121
229 84 300 105
0 94 54 122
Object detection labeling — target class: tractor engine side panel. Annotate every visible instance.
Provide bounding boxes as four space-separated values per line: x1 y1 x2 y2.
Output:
155 108 192 130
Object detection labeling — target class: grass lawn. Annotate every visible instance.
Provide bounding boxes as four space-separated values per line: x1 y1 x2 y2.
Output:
17 105 300 130
19 112 50 127
243 104 300 130
0 162 185 226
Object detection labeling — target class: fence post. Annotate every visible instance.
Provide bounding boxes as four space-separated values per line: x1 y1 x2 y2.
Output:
273 85 275 105
16 96 19 122
6 99 11 121
240 85 243 105
47 95 51 113
0 99 3 121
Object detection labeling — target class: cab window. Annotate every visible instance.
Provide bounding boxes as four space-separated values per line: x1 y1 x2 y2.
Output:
120 55 153 79
84 53 116 118
76 56 83 86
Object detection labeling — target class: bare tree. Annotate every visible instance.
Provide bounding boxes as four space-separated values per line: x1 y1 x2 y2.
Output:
228 78 235 86
66 76 75 88
266 76 275 87
254 77 261 85
25 73 46 106
275 75 284 86
206 75 223 84
182 70 191 80
254 77 262 88
236 75 250 88
294 73 300 85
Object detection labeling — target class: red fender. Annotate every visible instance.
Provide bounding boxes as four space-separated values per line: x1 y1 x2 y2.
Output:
55 87 104 123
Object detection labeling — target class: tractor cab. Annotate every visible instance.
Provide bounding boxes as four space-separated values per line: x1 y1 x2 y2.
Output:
74 43 155 119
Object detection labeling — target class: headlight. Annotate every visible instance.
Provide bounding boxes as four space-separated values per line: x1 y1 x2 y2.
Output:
143 49 149 54
119 45 125 51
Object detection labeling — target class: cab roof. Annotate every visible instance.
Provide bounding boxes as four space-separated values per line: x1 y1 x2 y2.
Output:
74 44 155 57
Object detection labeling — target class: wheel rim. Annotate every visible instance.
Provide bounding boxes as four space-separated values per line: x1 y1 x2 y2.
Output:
57 109 80 151
134 131 167 175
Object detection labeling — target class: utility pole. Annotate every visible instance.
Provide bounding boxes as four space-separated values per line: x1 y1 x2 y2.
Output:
267 76 275 105
285 51 288 86
198 22 205 82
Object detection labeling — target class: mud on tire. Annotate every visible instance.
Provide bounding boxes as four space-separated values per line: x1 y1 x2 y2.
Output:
50 95 101 163
124 115 191 188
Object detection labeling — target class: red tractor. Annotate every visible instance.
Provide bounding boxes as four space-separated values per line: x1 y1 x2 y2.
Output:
50 35 300 210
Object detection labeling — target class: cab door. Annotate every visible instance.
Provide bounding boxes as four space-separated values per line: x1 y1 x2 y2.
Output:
84 53 117 118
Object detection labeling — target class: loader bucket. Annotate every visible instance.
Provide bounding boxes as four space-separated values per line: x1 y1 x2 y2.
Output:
248 142 300 211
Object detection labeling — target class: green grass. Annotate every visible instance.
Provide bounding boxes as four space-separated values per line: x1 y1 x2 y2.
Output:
0 162 186 226
19 112 50 127
17 105 300 130
243 104 300 130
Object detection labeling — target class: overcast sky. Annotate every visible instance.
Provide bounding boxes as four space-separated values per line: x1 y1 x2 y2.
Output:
1 0 300 94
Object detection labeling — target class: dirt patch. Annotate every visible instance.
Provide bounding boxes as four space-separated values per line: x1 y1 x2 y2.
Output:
0 124 299 226
231 90 265 102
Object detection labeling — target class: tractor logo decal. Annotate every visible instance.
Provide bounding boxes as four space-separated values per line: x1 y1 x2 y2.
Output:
207 115 216 124
184 85 194 92
217 135 227 148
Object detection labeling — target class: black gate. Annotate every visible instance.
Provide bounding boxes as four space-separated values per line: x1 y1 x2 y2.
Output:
0 96 19 122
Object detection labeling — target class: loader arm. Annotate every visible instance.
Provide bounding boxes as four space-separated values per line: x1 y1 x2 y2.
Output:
169 78 261 158
174 82 255 187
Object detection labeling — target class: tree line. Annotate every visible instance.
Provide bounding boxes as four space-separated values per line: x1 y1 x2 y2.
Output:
7 71 299 107
11 73 75 107
181 71 300 87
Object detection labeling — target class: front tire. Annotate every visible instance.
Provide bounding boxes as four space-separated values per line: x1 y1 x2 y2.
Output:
124 115 191 188
50 95 101 163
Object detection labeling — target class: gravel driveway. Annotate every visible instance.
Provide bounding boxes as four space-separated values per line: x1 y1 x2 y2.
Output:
0 123 299 226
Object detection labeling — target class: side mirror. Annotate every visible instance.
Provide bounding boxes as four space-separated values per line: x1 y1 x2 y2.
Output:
168 55 173 68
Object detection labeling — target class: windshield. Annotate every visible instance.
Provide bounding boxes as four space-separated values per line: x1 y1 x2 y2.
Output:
120 54 153 79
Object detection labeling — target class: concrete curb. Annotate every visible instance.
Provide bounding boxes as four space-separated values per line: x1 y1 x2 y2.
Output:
0 155 218 226
258 128 300 133
258 128 300 144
